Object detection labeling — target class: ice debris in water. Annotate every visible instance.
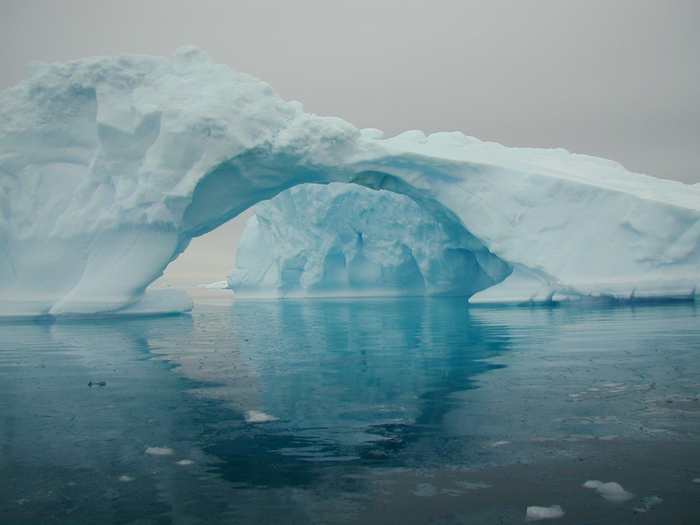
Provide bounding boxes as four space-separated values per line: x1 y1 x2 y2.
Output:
583 480 604 489
634 496 663 513
145 446 175 456
118 475 134 482
244 410 279 423
583 480 635 502
526 505 565 521
175 459 194 465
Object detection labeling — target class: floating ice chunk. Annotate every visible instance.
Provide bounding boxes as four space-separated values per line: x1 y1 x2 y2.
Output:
584 481 635 502
692 478 700 483
583 480 603 489
491 440 511 447
634 496 663 513
175 459 194 465
145 446 175 456
244 410 279 423
118 475 135 482
526 505 565 521
597 482 635 502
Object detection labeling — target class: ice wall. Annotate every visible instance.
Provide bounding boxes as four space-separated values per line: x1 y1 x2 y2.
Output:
229 183 511 298
1 47 699 317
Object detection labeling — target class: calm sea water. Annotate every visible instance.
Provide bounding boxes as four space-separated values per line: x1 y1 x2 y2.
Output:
1 296 699 524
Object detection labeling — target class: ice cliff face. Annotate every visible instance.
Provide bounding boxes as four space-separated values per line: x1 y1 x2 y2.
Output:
1 47 699 317
228 183 511 298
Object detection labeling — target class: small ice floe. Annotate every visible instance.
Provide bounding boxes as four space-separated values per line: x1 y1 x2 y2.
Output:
175 459 194 466
583 480 635 502
526 505 565 521
634 496 662 513
145 446 175 456
118 475 134 482
598 435 619 441
491 440 511 447
244 410 279 423
692 478 700 484
414 483 438 497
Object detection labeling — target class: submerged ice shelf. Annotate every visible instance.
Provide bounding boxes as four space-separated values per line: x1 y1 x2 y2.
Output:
1 47 699 316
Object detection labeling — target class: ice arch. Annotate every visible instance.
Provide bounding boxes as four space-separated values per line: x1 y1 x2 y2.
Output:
1 47 699 318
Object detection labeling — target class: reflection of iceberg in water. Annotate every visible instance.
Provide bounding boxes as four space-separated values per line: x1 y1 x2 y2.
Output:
0 317 193 464
445 304 700 443
0 317 206 523
2 299 700 522
214 298 508 466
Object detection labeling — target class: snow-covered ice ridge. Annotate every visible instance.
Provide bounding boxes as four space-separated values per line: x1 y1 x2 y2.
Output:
1 47 699 317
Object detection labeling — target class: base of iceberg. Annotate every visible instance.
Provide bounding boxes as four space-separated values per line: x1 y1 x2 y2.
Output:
0 289 192 321
112 289 193 317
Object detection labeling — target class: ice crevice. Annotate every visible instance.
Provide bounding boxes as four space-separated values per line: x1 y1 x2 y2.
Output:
1 46 699 317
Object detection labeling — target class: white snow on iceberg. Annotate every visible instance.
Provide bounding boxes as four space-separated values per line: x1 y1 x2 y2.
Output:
1 46 699 317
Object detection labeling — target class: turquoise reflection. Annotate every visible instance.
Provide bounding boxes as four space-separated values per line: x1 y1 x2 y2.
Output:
1 299 699 524
203 298 508 484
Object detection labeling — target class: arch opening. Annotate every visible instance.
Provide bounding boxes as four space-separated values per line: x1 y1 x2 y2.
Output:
224 178 513 300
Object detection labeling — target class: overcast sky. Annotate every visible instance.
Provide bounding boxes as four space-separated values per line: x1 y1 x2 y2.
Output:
2 0 699 284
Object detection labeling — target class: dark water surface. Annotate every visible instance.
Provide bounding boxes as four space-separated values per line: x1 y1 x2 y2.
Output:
1 295 699 524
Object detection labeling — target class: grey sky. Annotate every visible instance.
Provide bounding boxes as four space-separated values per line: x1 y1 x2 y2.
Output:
1 0 699 284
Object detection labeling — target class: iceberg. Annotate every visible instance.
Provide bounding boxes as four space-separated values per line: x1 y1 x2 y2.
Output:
228 183 511 298
1 46 699 317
